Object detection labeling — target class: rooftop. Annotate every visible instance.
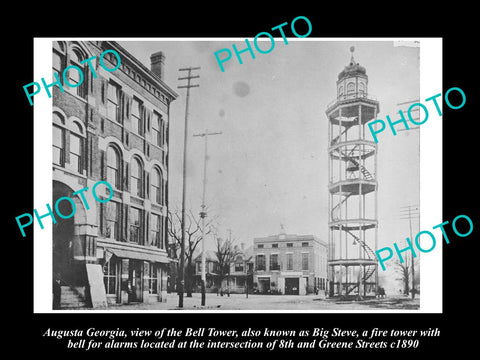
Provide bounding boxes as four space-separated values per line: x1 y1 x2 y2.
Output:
338 46 367 80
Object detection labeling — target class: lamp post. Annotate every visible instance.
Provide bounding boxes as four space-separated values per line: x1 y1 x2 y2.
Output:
193 129 222 306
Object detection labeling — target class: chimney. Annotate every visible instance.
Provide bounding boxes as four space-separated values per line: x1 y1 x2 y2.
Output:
150 51 165 81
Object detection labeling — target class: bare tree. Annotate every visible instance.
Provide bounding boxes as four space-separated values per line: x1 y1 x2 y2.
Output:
215 234 242 296
167 206 217 297
395 260 410 296
395 257 419 296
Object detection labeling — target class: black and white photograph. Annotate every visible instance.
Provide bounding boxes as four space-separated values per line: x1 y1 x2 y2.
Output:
35 38 439 312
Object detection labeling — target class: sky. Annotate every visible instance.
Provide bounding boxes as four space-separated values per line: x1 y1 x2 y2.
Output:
118 39 421 288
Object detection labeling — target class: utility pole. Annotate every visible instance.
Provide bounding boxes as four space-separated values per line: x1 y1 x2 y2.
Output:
193 129 222 306
177 66 200 308
397 99 421 299
400 205 419 299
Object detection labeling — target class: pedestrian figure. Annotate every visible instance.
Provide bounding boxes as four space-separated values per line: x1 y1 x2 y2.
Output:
53 273 61 310
378 287 385 298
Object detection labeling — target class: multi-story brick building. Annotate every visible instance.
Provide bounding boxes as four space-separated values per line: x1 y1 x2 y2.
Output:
51 41 177 308
253 230 328 295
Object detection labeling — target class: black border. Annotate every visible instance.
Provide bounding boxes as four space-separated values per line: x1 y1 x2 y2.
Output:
9 7 478 355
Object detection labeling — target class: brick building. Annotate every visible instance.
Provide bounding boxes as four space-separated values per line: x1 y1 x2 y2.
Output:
253 230 328 295
51 41 177 308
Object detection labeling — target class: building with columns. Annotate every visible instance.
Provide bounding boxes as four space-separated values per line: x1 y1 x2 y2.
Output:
52 41 177 308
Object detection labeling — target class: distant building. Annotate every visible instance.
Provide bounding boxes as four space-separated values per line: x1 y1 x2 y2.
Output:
253 231 328 295
193 243 254 293
52 41 178 308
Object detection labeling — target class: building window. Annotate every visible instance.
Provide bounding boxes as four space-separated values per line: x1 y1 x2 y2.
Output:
256 255 265 271
272 243 278 248
235 262 244 272
149 264 158 294
150 213 163 248
131 157 143 198
302 253 309 270
67 122 84 173
53 124 65 167
302 242 309 247
53 51 64 78
286 243 293 248
269 254 279 271
338 85 344 99
347 82 355 97
131 99 143 136
107 83 119 121
151 167 164 205
106 146 121 189
286 253 293 270
359 83 365 97
67 50 86 98
152 112 163 147
105 201 120 241
103 259 117 295
129 207 143 244
257 244 264 249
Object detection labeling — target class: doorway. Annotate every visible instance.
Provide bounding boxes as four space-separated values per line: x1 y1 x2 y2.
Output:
285 277 299 295
128 260 143 302
53 215 75 286
257 277 270 294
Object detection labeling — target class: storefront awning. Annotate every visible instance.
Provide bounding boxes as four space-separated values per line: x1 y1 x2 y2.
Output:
106 248 169 264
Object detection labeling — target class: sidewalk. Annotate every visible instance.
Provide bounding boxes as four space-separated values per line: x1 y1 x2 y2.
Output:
106 293 420 311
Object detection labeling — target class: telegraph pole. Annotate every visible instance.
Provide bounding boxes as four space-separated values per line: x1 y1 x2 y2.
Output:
177 66 200 308
397 100 420 299
400 205 419 299
193 129 222 306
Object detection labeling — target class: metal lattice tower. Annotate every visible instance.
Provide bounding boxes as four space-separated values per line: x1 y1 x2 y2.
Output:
326 47 380 298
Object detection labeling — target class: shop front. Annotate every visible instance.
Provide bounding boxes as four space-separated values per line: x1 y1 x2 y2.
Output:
98 245 169 305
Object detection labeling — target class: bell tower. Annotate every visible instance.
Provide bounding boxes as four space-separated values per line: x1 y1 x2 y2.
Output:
326 46 380 298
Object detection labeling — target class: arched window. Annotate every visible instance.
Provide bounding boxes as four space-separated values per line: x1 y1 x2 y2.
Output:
151 167 164 205
53 112 65 167
66 49 87 98
106 146 121 189
338 85 344 99
347 82 355 97
359 82 365 97
131 157 143 198
53 42 65 81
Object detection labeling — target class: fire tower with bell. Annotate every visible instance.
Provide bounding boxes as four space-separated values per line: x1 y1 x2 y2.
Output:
326 47 380 298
